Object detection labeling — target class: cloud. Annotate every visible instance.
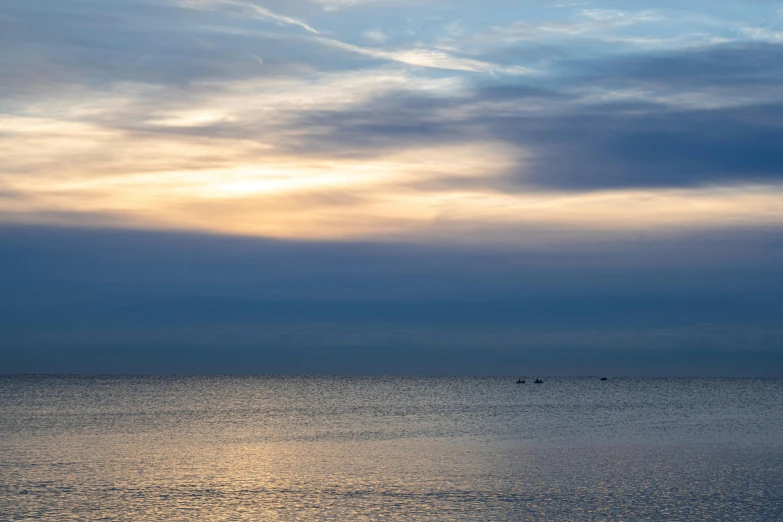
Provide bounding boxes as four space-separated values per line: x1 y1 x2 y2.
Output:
0 1 326 101
3 0 783 239
363 29 389 43
176 0 320 33
2 224 782 374
314 37 537 74
580 9 663 23
739 26 783 43
283 42 783 191
466 8 668 49
585 42 783 88
313 0 425 10
495 103 783 190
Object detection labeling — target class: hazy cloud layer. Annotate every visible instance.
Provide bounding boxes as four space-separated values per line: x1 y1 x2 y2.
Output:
2 225 782 374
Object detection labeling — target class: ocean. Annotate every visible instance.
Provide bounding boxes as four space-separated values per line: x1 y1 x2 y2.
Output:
1 376 782 520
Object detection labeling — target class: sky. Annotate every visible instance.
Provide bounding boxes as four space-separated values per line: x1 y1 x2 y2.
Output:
1 0 783 375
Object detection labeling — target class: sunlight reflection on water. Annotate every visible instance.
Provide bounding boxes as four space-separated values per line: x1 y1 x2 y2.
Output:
1 376 782 520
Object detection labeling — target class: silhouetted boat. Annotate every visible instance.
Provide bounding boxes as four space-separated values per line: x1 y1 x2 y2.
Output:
534 379 543 384
600 377 608 381
516 379 525 384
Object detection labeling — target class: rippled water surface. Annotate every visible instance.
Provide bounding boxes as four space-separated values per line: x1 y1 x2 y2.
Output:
1 376 782 520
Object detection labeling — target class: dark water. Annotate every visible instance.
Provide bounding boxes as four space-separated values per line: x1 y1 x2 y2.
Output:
1 376 782 520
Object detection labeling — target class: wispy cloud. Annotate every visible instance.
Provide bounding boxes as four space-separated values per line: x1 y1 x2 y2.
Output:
176 0 320 33
580 9 663 23
362 29 389 44
740 26 783 43
315 37 536 74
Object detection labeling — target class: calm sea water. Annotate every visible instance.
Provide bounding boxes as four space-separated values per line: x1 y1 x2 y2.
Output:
1 376 782 520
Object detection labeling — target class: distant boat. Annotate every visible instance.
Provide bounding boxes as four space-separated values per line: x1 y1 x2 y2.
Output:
600 377 608 381
516 379 525 384
534 379 544 384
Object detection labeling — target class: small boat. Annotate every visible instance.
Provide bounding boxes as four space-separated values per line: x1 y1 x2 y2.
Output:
534 379 543 384
600 377 608 381
516 379 525 384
